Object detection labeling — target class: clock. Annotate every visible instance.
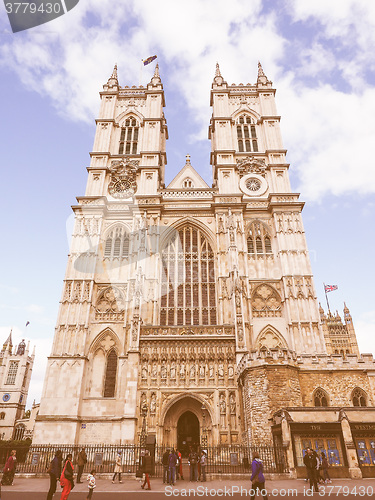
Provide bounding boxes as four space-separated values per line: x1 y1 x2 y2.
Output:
239 173 268 197
2 393 10 402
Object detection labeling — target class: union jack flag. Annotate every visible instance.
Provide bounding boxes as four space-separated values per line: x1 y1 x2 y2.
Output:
143 55 157 66
324 285 338 293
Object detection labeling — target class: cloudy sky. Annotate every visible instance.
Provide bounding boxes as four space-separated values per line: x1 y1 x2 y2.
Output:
0 0 374 407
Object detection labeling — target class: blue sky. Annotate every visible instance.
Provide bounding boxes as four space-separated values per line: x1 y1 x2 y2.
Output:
0 0 374 407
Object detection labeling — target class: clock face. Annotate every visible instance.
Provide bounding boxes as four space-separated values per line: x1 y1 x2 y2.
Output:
239 173 268 197
2 393 10 402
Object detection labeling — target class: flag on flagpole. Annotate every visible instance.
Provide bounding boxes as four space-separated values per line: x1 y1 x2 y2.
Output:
25 321 30 327
324 284 338 293
143 55 157 66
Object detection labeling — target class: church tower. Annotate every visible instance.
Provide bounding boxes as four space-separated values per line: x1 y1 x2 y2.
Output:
34 63 328 447
0 333 35 440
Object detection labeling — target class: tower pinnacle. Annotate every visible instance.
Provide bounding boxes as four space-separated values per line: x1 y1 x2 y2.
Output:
106 63 119 89
150 63 162 86
257 61 271 86
213 62 224 85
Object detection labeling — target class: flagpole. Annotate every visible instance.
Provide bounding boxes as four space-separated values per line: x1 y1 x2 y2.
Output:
139 60 143 86
323 283 330 313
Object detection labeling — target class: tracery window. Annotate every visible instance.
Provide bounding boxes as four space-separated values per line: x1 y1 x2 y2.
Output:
352 388 367 407
247 222 272 256
5 361 19 385
160 226 216 326
13 424 25 441
103 349 117 398
313 388 329 407
119 117 139 155
236 115 258 153
104 226 130 259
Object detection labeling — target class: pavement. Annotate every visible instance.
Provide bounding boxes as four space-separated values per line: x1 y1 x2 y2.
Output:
2 476 375 495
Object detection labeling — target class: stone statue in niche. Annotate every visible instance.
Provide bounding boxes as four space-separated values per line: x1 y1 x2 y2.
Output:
150 393 156 414
209 364 214 378
161 365 167 379
170 363 176 379
220 394 226 414
229 393 236 414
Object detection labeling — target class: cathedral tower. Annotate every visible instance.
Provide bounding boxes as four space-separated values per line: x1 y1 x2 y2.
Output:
0 333 35 440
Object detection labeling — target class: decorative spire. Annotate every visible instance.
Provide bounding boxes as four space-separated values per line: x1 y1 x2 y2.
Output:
213 62 224 85
150 63 162 86
257 61 271 86
106 63 119 88
185 154 191 165
2 328 13 353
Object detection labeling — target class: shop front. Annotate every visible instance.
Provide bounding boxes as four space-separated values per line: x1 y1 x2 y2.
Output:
351 423 375 478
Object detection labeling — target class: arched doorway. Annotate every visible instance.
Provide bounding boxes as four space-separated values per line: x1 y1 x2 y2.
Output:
177 411 199 457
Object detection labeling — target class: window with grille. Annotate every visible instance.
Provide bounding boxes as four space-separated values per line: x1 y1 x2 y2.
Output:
160 226 216 326
352 388 367 407
119 117 139 155
104 226 130 259
103 349 117 398
247 222 272 256
6 361 19 385
313 388 329 407
236 115 258 153
0 412 5 420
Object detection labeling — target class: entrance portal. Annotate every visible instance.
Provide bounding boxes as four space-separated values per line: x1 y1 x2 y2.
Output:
177 411 200 457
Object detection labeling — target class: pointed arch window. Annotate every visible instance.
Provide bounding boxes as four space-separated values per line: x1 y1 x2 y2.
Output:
5 361 19 385
103 349 117 398
160 226 216 326
352 388 367 407
104 226 130 259
119 117 139 155
313 388 329 407
182 178 194 188
236 115 258 153
247 222 272 257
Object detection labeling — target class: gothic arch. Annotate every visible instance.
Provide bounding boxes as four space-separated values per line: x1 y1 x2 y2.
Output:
94 286 126 322
231 108 261 124
115 110 144 125
103 222 132 238
88 327 121 356
351 387 368 407
244 219 273 237
313 387 329 407
254 325 287 350
161 392 213 423
159 217 216 252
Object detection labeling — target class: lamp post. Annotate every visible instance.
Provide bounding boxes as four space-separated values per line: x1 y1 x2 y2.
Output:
201 404 208 448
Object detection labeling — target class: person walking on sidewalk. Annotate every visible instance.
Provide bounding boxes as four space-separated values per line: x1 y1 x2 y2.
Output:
250 452 268 500
162 449 170 484
303 448 320 493
86 469 96 500
177 449 184 480
60 454 74 500
112 452 122 483
168 449 178 485
1 449 17 486
46 450 62 500
141 450 152 490
320 452 331 483
77 448 87 484
188 448 198 482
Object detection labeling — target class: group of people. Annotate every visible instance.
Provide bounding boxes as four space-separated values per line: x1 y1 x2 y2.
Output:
46 448 96 500
161 447 208 486
303 448 331 493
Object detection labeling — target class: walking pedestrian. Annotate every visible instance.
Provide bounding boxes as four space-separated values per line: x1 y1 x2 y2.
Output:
1 450 17 485
162 449 170 484
168 448 178 485
60 454 74 500
177 449 184 480
140 450 152 490
250 452 268 500
188 448 198 482
86 469 96 500
77 448 87 483
46 450 62 500
320 452 331 483
112 452 123 483
200 450 207 482
303 448 319 493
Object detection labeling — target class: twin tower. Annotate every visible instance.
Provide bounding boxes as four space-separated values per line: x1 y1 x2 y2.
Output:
33 63 374 478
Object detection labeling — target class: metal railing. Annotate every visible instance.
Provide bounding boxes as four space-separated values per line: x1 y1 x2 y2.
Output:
0 444 288 476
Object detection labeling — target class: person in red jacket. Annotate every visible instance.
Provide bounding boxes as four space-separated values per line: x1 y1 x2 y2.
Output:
1 449 17 485
60 454 74 500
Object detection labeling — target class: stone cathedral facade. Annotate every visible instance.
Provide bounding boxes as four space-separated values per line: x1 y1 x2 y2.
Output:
34 64 375 478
